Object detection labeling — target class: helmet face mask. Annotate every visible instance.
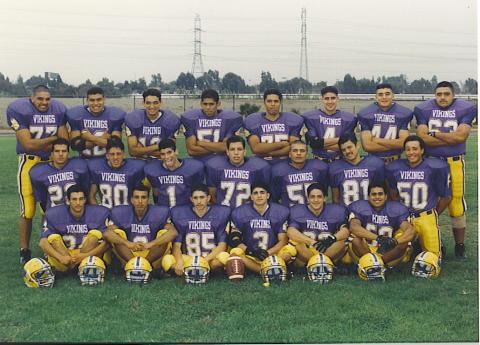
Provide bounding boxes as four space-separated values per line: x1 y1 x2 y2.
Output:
125 256 152 284
412 251 440 278
184 256 210 284
260 255 287 284
78 256 105 286
357 253 386 281
24 258 55 288
307 254 333 284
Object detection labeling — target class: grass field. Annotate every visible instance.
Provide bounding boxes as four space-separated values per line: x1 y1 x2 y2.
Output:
0 134 477 343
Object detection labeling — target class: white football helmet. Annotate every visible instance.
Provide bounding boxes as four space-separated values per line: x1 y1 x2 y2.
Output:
260 255 287 284
412 251 440 278
357 253 386 281
306 253 334 284
78 256 106 286
23 258 55 288
184 255 210 284
125 256 152 284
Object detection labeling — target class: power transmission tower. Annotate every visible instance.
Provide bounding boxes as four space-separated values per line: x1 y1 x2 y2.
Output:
191 14 205 78
299 8 309 81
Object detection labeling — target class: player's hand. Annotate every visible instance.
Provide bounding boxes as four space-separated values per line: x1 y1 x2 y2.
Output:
246 247 269 261
141 242 153 251
227 229 243 248
173 260 184 276
59 255 73 266
377 235 398 254
314 234 336 252
71 252 87 265
428 131 436 137
309 137 324 150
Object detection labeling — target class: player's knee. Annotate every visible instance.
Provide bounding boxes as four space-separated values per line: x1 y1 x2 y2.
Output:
451 215 466 228
161 254 176 272
114 229 127 239
229 247 245 257
216 251 229 266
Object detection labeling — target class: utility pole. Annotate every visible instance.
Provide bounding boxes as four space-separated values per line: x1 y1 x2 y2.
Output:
191 14 205 78
299 8 309 82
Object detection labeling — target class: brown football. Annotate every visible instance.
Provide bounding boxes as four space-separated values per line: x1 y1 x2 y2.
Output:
226 255 245 281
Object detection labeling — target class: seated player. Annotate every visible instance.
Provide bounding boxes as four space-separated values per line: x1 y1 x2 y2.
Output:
271 140 328 207
88 137 145 209
104 185 177 272
229 182 296 276
144 139 205 208
30 138 89 211
348 181 416 274
205 135 270 207
287 183 350 269
39 184 109 274
162 184 230 280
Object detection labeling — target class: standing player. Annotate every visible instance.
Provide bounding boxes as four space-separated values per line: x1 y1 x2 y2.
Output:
144 139 205 208
104 185 177 270
30 138 89 210
414 81 477 259
125 88 180 160
181 89 242 163
39 184 109 273
329 133 384 207
6 84 68 264
271 140 328 207
68 86 125 159
385 135 451 267
358 83 413 164
205 135 271 208
244 89 304 165
302 86 357 163
88 138 145 209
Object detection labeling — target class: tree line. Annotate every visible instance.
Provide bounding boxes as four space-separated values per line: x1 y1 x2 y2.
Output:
0 70 477 97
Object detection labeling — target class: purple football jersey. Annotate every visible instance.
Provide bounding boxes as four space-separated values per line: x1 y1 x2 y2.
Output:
244 111 304 165
385 158 451 215
30 157 89 209
88 158 146 209
125 108 180 159
302 109 357 160
206 156 271 208
231 202 289 250
271 159 329 207
6 98 67 160
181 108 242 163
329 155 385 207
414 98 477 157
289 203 347 241
144 158 205 208
110 204 170 242
66 105 125 158
348 199 409 245
357 102 413 157
41 204 109 249
171 205 230 256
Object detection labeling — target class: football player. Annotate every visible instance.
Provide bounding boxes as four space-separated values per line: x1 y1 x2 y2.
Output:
414 81 477 259
329 132 385 207
357 83 413 164
104 185 177 270
244 89 304 165
302 86 357 163
67 86 125 159
348 181 416 269
30 138 89 210
144 139 205 208
125 88 180 160
6 84 68 264
385 135 451 266
88 137 146 209
271 140 328 207
229 182 296 275
163 184 230 277
181 89 242 163
287 183 350 266
39 184 110 272
205 135 271 207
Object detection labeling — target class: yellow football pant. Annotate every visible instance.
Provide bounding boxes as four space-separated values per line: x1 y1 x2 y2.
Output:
17 154 45 218
411 209 442 259
446 155 467 217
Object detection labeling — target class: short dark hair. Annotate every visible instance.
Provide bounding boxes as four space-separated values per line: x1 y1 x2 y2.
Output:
66 184 86 200
106 136 124 152
435 81 454 93
376 83 393 92
263 88 283 101
158 138 176 151
251 182 270 194
321 86 338 96
403 135 425 151
191 184 209 196
338 132 357 148
52 138 70 151
201 89 219 103
87 86 104 97
307 182 328 197
32 85 50 95
132 185 150 195
142 88 162 101
226 135 246 149
368 181 387 195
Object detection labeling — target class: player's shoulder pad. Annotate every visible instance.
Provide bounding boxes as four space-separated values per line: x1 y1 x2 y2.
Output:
104 105 126 118
45 204 69 219
271 160 290 176
243 112 263 128
181 108 203 120
211 204 231 217
111 204 131 217
357 103 379 117
301 108 320 119
245 156 270 169
66 105 88 118
125 157 146 169
218 109 242 119
170 204 190 218
87 204 110 218
7 98 32 114
424 157 449 169
69 157 89 171
385 158 405 172
161 109 181 123
183 157 205 171
125 109 145 127
392 103 414 116
205 155 227 169
414 99 436 113
385 200 409 217
143 158 162 174
270 202 290 218
29 161 49 178
282 112 304 126
86 157 106 170
347 199 371 215
149 204 171 216
48 99 67 113
307 158 329 170
364 154 384 167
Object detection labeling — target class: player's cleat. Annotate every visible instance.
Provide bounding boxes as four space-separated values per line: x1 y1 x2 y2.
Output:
20 248 31 265
150 267 165 279
455 243 467 260
441 245 446 259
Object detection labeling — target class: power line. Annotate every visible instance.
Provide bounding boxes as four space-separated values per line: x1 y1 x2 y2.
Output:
191 14 205 78
299 8 309 81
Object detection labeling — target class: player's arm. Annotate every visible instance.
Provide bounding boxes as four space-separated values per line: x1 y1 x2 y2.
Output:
16 128 57 151
432 124 471 145
88 184 99 205
360 130 388 152
373 129 409 149
127 135 159 158
104 225 142 251
334 224 350 241
39 237 72 266
349 218 377 242
143 223 178 250
323 138 340 151
57 125 69 140
172 242 184 275
396 221 416 245
267 233 288 256
81 129 110 148
247 135 289 155
204 241 227 263
416 124 448 146
436 195 452 215
331 187 340 204
196 137 228 153
286 226 316 246
72 241 109 264
208 187 217 204
185 135 211 156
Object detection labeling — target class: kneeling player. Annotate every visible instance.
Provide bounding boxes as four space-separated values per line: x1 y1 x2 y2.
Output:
348 182 416 280
229 182 295 279
287 183 350 281
163 184 230 283
104 185 177 277
39 184 109 284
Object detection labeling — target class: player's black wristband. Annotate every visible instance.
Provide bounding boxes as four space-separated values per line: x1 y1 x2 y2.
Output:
309 137 324 150
246 247 269 261
428 131 436 137
70 136 86 151
227 229 243 248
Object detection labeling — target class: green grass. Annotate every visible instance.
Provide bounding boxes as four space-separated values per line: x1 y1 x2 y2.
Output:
0 134 477 343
